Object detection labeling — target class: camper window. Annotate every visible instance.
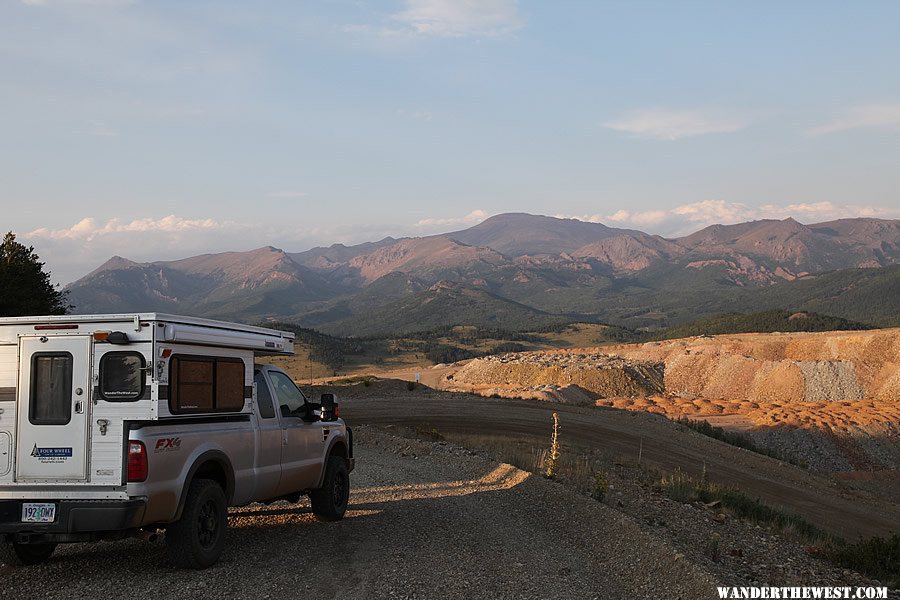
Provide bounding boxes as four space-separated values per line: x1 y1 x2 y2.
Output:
29 352 73 426
99 352 145 401
169 355 246 414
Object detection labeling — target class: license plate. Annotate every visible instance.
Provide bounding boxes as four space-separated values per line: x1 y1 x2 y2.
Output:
22 503 56 523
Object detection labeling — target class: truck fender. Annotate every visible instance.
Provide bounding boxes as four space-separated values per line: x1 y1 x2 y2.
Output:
317 436 351 488
174 450 235 521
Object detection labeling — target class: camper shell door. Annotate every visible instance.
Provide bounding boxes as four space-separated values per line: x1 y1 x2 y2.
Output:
15 334 92 481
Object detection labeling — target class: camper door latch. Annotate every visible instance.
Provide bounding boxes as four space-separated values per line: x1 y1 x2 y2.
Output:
97 419 109 435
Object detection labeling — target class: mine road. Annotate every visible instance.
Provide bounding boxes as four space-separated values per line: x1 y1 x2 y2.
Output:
342 393 900 540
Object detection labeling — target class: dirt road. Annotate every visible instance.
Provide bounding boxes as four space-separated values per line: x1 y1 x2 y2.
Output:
0 429 716 599
339 391 900 540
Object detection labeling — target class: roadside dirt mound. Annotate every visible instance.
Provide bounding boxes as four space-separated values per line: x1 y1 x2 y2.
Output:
452 353 664 398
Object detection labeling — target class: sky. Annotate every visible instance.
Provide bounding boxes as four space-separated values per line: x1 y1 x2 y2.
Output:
2 0 899 284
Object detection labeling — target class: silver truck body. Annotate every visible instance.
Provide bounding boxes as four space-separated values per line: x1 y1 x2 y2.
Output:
0 314 353 548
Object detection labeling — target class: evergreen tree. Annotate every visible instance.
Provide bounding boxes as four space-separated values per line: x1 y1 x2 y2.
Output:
0 232 70 316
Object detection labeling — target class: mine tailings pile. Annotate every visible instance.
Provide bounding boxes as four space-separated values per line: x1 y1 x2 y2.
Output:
453 353 665 398
603 328 900 403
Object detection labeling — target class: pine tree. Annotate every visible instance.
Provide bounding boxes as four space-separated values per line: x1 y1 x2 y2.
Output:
0 232 70 317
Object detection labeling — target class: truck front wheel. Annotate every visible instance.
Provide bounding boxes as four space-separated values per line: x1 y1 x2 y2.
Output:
310 456 350 521
166 479 227 569
0 542 56 566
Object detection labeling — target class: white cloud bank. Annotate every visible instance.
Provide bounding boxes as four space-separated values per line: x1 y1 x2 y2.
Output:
394 0 522 37
560 200 900 236
29 215 226 241
604 109 750 140
415 209 488 229
808 104 900 135
345 0 522 39
25 216 251 284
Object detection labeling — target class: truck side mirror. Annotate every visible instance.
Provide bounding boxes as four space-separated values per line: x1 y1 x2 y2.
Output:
320 393 338 421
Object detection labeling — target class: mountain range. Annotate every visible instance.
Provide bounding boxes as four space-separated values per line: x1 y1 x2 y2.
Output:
66 213 900 335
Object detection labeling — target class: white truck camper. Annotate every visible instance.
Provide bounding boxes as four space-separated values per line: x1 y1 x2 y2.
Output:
0 313 354 569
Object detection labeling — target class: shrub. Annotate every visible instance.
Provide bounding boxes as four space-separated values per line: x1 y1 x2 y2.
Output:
655 470 827 540
705 533 721 563
824 535 900 588
675 417 804 467
544 412 560 479
656 470 696 503
592 471 609 501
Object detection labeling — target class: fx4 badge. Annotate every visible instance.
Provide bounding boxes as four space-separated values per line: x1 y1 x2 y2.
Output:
154 437 182 453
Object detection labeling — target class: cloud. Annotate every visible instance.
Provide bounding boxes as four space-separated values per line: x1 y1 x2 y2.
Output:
558 200 900 237
603 109 749 140
670 199 756 225
415 209 489 228
21 0 136 6
268 191 307 199
393 0 522 37
29 215 227 241
397 109 435 122
81 121 119 137
808 104 900 135
604 209 669 227
25 216 248 284
565 209 669 228
346 0 523 39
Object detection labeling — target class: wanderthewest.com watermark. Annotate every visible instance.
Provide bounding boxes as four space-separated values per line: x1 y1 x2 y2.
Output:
717 587 888 599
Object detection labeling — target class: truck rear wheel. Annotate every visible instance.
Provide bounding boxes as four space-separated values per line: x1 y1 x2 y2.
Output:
310 456 350 521
0 542 56 566
166 479 227 569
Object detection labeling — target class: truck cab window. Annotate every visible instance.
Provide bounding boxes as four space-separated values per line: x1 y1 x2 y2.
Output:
268 371 306 417
253 370 276 419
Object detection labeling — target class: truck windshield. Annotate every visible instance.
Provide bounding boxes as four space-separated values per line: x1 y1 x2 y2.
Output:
268 371 306 417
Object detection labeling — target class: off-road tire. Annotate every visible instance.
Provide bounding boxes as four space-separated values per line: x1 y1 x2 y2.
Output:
310 456 349 521
0 542 56 566
166 479 227 569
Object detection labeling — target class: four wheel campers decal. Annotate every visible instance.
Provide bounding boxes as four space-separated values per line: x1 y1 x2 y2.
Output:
30 444 73 463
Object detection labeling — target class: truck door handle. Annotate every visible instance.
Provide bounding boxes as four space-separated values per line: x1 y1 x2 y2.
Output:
74 401 84 414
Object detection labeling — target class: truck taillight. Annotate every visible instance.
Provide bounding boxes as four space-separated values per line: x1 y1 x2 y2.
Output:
127 441 148 482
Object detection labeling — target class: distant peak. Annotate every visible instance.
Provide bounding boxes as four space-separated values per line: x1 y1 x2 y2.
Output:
73 255 145 284
100 255 142 270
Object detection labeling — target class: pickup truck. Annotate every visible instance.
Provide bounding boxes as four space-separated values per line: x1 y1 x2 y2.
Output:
0 314 354 569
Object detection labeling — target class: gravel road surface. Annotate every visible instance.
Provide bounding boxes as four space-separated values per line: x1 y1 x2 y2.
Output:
0 428 717 599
